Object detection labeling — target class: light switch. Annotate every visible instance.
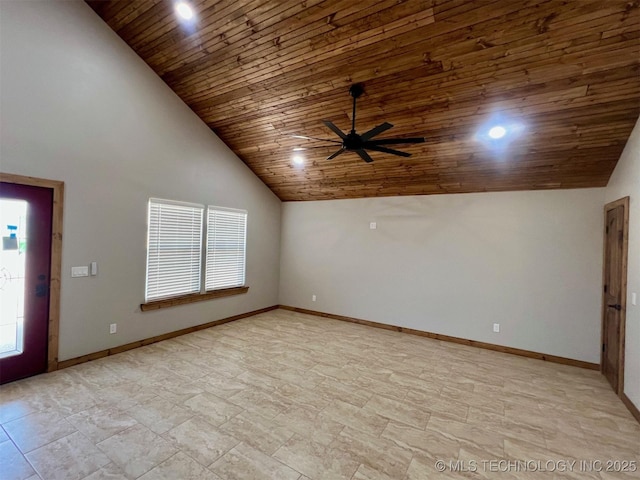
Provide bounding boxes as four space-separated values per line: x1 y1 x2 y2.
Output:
90 262 98 276
632 292 637 306
71 266 89 277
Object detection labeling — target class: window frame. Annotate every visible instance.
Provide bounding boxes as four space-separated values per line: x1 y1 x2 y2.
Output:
145 198 204 303
141 198 249 311
205 205 248 292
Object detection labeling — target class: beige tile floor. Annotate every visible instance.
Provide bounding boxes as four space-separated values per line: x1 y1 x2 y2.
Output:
1 308 638 480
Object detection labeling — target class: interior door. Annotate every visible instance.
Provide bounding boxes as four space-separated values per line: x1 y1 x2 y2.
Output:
0 182 53 384
602 199 628 394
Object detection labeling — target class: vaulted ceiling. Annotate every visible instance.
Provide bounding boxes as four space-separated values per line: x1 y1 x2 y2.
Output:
87 0 640 201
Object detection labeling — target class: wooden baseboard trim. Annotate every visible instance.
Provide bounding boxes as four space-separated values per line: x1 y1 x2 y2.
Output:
279 305 600 371
57 305 278 370
621 393 640 424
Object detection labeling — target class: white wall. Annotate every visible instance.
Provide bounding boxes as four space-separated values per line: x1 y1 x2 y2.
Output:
0 0 628 376
0 1 281 360
605 116 640 411
279 189 605 363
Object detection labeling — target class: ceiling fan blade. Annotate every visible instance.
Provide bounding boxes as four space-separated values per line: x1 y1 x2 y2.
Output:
365 145 412 157
327 148 346 160
293 145 336 150
368 137 426 145
291 134 341 144
356 149 374 163
322 120 347 139
361 122 393 141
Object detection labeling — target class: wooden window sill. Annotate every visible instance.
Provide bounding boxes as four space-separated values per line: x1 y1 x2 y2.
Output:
141 286 249 311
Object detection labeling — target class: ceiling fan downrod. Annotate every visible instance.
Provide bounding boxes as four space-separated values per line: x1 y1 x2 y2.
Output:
349 83 365 134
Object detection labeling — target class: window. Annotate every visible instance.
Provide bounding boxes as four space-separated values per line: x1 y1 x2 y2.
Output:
145 199 203 302
144 199 247 305
206 207 247 291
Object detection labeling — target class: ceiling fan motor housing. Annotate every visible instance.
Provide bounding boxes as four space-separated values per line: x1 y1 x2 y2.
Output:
344 132 364 150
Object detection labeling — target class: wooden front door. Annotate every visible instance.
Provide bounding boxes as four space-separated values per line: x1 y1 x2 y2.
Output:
601 197 629 395
0 182 53 384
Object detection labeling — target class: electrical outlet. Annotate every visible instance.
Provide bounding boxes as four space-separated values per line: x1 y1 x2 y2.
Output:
493 323 500 333
110 323 117 334
312 295 316 302
369 222 377 229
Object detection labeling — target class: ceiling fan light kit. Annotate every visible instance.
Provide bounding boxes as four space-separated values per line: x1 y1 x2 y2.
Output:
294 84 426 163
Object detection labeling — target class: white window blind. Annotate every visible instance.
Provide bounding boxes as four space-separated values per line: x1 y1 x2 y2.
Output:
206 207 247 291
146 199 203 302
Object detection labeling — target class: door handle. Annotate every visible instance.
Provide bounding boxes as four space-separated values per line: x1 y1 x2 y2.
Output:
607 304 622 311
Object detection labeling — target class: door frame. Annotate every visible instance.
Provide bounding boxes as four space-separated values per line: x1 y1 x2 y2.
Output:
600 196 629 396
0 172 64 372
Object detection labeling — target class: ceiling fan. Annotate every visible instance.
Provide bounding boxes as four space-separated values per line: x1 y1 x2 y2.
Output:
292 84 426 163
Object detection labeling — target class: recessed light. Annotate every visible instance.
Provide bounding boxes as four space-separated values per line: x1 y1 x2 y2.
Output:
293 155 304 165
175 2 194 20
488 126 507 139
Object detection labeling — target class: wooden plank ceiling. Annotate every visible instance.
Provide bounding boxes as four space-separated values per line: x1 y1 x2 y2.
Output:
87 0 640 201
